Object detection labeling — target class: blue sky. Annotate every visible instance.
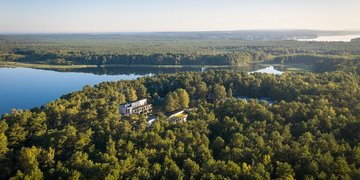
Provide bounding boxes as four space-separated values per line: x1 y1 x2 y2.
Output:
0 0 359 33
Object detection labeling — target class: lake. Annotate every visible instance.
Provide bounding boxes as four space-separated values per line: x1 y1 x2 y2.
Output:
0 65 282 115
249 66 283 75
298 34 360 42
0 67 145 115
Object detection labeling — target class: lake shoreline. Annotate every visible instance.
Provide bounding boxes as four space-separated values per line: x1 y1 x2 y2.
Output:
297 34 360 42
0 61 311 73
0 61 98 69
0 61 255 69
0 64 304 115
0 67 144 115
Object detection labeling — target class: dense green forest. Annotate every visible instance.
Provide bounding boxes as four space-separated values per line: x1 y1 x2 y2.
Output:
1 57 360 179
1 33 360 67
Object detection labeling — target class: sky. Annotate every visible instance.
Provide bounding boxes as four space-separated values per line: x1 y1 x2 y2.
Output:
0 0 360 33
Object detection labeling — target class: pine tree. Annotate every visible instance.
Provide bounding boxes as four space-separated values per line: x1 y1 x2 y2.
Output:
164 92 176 112
126 87 138 102
227 88 233 98
176 89 190 109
183 158 200 178
0 121 9 158
136 84 147 98
106 137 116 156
275 161 295 180
196 82 208 99
213 84 226 99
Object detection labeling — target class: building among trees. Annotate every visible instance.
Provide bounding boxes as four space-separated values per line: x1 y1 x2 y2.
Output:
119 98 152 116
167 110 188 123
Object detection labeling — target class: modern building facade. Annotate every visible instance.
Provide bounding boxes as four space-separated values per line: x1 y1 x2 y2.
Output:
120 98 152 116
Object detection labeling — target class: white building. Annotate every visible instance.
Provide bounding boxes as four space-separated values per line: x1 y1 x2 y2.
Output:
147 115 156 125
120 98 152 116
168 110 188 123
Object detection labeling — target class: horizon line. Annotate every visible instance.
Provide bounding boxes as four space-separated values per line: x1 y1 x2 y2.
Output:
2 29 360 35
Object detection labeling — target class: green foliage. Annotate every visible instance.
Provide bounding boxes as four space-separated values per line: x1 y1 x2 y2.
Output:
164 89 190 112
195 81 208 99
275 161 295 180
164 92 177 112
0 121 9 158
2 33 360 68
126 87 138 102
176 89 190 109
1 65 360 179
212 84 227 99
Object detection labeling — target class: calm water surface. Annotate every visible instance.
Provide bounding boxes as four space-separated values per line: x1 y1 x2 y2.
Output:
0 67 144 115
0 65 282 115
298 34 360 42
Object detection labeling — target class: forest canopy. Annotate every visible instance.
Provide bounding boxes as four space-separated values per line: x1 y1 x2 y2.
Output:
1 33 360 67
1 59 360 179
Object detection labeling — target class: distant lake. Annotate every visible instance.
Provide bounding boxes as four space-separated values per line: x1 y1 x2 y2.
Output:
249 66 283 75
0 65 282 115
298 34 360 42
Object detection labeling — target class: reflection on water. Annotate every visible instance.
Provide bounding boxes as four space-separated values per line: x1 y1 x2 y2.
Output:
0 67 142 115
51 65 265 75
249 66 283 75
0 64 284 115
298 34 360 42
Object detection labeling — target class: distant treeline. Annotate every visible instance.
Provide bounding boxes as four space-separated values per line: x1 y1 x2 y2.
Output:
4 49 360 72
1 34 360 67
272 54 360 72
4 50 272 66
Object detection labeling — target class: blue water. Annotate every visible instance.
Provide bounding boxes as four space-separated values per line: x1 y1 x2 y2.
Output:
0 67 143 115
0 65 282 115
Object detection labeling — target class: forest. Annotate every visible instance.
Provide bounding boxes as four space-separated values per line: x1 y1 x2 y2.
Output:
1 33 360 67
1 56 360 179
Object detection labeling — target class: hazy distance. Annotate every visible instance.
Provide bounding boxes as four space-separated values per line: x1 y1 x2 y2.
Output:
1 0 360 33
